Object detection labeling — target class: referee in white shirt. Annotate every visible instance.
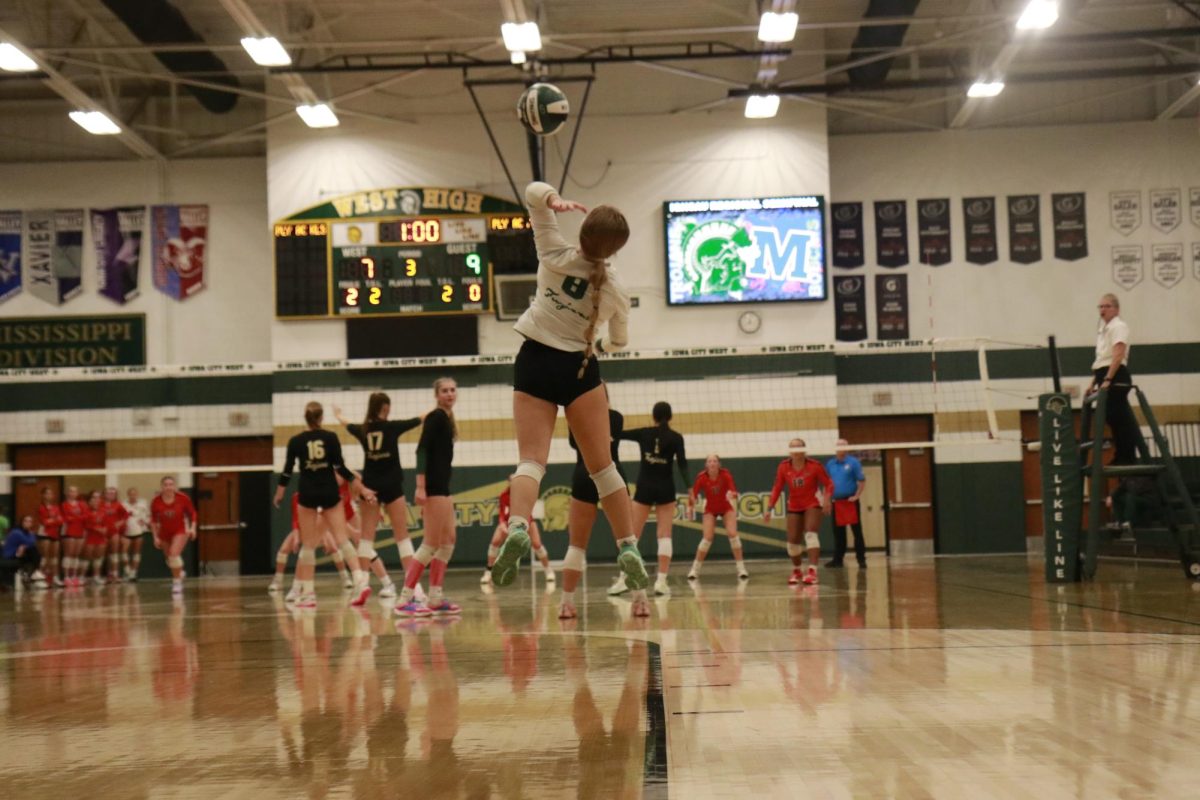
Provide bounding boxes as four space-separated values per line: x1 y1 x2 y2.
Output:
1090 293 1138 465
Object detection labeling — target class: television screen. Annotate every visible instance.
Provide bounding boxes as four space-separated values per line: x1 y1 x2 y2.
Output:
663 195 827 306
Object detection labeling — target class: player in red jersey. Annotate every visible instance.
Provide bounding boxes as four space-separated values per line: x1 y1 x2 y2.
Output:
36 487 64 588
482 476 553 586
686 454 749 581
83 490 109 585
101 486 129 583
764 438 833 586
151 476 197 595
60 485 88 587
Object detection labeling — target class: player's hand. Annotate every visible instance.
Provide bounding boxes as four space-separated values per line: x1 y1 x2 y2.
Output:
273 486 285 508
360 485 378 504
686 502 695 519
763 510 772 524
822 502 832 516
548 194 587 214
153 538 162 550
188 529 197 541
415 487 427 507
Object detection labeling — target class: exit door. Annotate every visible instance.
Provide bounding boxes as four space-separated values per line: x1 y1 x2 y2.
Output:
196 472 242 575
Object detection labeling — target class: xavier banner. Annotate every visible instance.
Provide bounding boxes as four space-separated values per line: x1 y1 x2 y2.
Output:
23 209 83 306
962 197 997 265
152 204 208 300
0 210 21 304
833 275 867 342
831 202 864 268
916 198 951 266
1007 194 1042 264
91 206 145 305
874 200 909 268
1039 393 1081 583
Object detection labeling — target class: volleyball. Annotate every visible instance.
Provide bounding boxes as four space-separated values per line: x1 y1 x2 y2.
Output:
516 82 570 136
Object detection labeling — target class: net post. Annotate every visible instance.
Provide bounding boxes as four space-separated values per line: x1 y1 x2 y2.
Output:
1048 335 1062 394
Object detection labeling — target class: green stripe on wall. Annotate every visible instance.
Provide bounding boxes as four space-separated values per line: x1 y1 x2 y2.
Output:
935 461 1026 554
0 375 272 413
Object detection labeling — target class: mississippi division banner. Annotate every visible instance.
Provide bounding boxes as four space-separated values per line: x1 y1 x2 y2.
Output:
1111 245 1143 290
1109 191 1141 236
833 275 867 342
1007 195 1042 264
962 197 997 265
1149 188 1181 234
1051 192 1088 261
23 209 83 306
91 206 145 305
0 210 21 303
1151 243 1184 289
152 204 208 300
916 198 951 266
874 200 909 268
830 202 864 268
874 273 908 340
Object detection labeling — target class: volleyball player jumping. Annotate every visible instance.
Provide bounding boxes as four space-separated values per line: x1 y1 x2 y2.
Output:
687 454 749 581
489 181 651 616
764 438 833 585
483 475 554 586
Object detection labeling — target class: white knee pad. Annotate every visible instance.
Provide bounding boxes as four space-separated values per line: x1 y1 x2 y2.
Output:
589 462 625 499
397 538 415 559
339 540 358 563
657 539 673 559
534 546 548 561
786 543 803 558
415 542 436 565
167 556 184 569
805 531 820 550
563 545 586 572
514 459 546 488
696 539 712 553
298 547 316 565
727 537 742 551
276 552 289 566
435 543 454 562
357 540 377 561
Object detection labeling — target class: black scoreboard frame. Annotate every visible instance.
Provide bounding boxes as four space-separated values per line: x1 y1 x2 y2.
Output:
273 186 532 321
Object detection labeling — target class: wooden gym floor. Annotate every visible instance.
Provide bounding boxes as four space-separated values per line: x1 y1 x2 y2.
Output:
2 555 1200 799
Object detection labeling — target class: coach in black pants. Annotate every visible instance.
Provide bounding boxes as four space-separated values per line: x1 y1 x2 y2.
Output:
825 439 867 568
1090 294 1139 465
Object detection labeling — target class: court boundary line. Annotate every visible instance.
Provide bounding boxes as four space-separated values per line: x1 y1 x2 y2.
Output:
644 641 669 799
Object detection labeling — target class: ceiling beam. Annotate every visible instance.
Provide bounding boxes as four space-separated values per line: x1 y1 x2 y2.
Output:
1157 79 1200 118
216 0 319 105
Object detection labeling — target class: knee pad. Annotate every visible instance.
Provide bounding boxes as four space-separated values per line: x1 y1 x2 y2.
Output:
487 545 499 560
727 537 742 551
415 542 436 565
786 542 803 558
434 543 454 562
276 551 289 566
657 539 673 559
339 540 358 563
563 546 586 572
514 459 546 488
357 540 377 560
534 546 548 561
696 539 712 553
330 549 345 564
589 462 625 499
397 538 415 559
805 531 820 550
167 556 184 569
298 547 316 566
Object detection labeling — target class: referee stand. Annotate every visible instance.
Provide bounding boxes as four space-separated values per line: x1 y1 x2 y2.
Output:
1080 384 1200 581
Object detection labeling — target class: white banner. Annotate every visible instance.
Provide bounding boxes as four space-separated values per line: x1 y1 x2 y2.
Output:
1109 190 1141 236
1151 243 1184 289
1150 188 1181 234
1111 245 1143 291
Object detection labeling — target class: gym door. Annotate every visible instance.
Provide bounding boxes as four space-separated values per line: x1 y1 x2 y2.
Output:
11 443 106 520
193 438 273 576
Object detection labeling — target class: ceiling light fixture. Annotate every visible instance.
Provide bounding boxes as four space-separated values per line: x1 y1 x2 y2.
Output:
0 42 38 72
1016 0 1059 31
758 11 799 43
967 80 1005 98
744 93 780 119
296 103 339 128
510 50 527 65
501 22 542 53
69 110 122 135
240 36 292 66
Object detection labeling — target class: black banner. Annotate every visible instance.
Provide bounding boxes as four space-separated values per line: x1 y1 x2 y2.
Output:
916 198 951 266
962 197 998 265
874 200 909 268
830 202 864 268
1052 192 1088 261
1007 194 1042 264
833 275 867 342
874 274 908 340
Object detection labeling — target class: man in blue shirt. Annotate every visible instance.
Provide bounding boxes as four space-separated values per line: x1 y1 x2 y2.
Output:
1 514 45 589
825 439 867 568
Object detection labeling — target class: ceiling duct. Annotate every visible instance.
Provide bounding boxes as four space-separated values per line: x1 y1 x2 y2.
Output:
846 0 922 86
99 0 240 113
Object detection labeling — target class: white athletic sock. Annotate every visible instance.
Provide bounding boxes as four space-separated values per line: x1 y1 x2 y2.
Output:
690 560 702 573
562 588 577 604
428 584 444 604
352 568 367 585
617 536 638 549
736 559 745 570
401 585 414 602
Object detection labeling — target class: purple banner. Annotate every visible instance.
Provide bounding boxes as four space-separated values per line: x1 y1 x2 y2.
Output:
91 207 145 304
0 210 20 304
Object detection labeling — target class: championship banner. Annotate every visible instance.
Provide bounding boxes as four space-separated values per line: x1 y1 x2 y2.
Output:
916 198 951 266
0 210 21 304
873 200 909 268
962 197 997 265
1111 245 1143 291
1007 194 1042 264
90 206 145 305
1149 188 1181 234
1191 187 1200 228
1151 243 1184 289
874 273 908 340
1051 192 1088 261
833 275 867 342
23 209 83 306
152 204 208 300
0 313 146 369
1110 191 1141 236
1193 242 1200 282
1039 393 1081 583
831 202 864 268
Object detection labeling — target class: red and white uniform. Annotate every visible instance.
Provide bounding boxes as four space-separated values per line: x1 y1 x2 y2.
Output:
152 494 196 541
102 500 129 538
38 503 64 540
85 506 109 547
769 458 833 513
692 468 737 516
61 499 88 539
498 488 511 526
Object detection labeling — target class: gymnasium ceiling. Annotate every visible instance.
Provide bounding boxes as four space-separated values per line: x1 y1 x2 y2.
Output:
0 0 1198 161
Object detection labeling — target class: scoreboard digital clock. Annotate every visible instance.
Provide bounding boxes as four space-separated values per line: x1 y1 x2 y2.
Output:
274 187 536 319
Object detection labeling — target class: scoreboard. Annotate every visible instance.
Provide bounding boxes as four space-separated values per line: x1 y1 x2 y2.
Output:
274 187 535 319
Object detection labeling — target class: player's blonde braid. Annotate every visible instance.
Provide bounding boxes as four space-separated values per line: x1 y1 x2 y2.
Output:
578 258 607 379
575 204 628 379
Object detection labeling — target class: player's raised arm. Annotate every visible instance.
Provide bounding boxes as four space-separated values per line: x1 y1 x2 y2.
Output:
525 182 579 274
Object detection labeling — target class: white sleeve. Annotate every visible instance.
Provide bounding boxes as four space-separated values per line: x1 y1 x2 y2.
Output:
598 279 630 352
1111 319 1130 347
525 182 577 275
